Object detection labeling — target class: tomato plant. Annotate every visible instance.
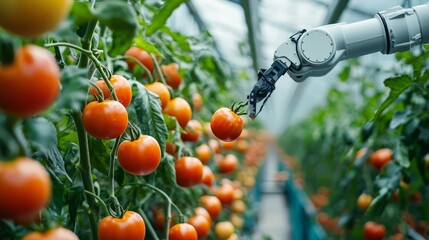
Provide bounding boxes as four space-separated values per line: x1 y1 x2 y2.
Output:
98 211 146 240
187 215 211 239
117 135 161 176
200 196 222 220
210 107 243 142
0 0 72 38
90 75 132 108
174 156 203 187
0 45 60 117
0 157 51 224
82 100 128 140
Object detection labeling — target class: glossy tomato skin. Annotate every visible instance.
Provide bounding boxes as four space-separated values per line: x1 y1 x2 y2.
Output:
90 75 132 108
187 215 211 239
201 166 215 187
125 46 154 74
195 144 211 165
163 97 192 129
117 135 161 176
213 183 235 205
370 148 392 170
0 157 51 224
22 227 78 240
169 223 198 240
217 154 238 174
145 82 171 110
82 100 128 140
0 0 72 38
194 207 212 226
98 211 146 240
210 108 243 142
175 157 203 187
200 196 222 220
0 45 60 117
363 221 386 240
161 63 182 90
181 120 202 142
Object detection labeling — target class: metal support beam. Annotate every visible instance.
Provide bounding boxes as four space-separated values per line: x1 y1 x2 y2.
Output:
241 0 262 74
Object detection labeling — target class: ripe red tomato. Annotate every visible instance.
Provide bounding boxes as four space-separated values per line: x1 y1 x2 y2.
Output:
118 135 161 176
363 221 386 240
200 196 222 220
181 120 202 142
0 157 51 224
90 75 132 108
161 63 182 90
217 154 238 174
175 157 203 187
194 207 212 226
210 108 243 142
98 211 146 240
166 141 177 156
169 223 198 240
82 100 128 140
370 148 392 170
22 227 78 240
125 46 154 74
145 82 171 110
187 215 211 239
195 144 211 164
201 166 215 187
0 45 60 117
213 183 235 205
0 0 72 38
163 97 192 128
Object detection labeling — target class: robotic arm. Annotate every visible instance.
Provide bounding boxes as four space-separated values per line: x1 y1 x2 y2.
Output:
248 3 429 119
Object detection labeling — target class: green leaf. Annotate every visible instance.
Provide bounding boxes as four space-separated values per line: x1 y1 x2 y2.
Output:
394 140 410 168
67 186 85 230
132 81 168 157
23 117 72 182
374 75 413 120
134 37 163 57
338 65 350 82
389 110 409 129
110 30 135 57
93 1 138 32
87 138 110 175
146 0 188 36
71 2 94 26
55 66 89 111
156 155 176 186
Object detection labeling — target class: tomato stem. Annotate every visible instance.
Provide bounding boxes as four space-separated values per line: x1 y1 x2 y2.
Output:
150 53 167 85
138 209 160 240
0 35 17 66
109 137 122 196
78 19 98 68
122 56 154 83
90 82 104 102
84 190 110 216
70 110 99 240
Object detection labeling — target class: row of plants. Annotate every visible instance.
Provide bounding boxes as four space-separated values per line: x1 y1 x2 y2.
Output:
0 0 268 239
278 46 429 239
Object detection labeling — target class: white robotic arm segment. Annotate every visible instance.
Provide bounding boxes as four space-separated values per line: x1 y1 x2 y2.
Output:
248 3 429 119
273 3 429 82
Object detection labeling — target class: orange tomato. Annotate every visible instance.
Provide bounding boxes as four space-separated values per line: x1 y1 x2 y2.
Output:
98 211 146 240
0 157 51 224
161 63 182 90
217 154 238 174
169 223 197 240
125 46 154 74
0 45 60 117
22 227 78 240
187 215 211 239
200 196 222 220
90 75 132 108
210 108 243 142
192 92 203 112
214 221 235 240
163 97 192 129
145 82 171 110
195 144 212 164
370 148 392 170
357 194 373 210
201 166 215 187
175 157 203 187
213 183 234 205
181 120 202 142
